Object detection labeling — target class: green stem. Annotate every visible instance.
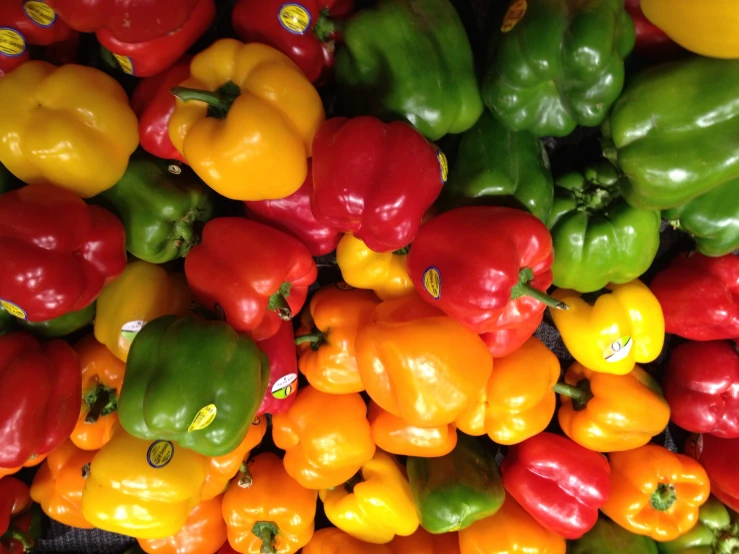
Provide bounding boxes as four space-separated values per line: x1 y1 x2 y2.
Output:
81 463 90 479
392 245 411 256
170 81 241 119
238 462 253 488
553 379 593 411
85 388 110 424
313 8 343 42
510 268 568 310
252 521 279 554
716 532 739 554
268 283 292 321
650 483 677 511
294 332 323 346
3 527 33 551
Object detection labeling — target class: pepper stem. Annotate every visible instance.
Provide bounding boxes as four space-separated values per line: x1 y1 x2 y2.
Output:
393 245 411 256
84 384 118 424
81 463 90 479
268 283 292 321
553 379 593 411
252 521 279 554
650 483 677 511
4 527 33 551
314 8 343 42
238 462 253 488
344 471 365 494
510 268 568 310
171 81 241 119
716 532 739 554
294 332 323 346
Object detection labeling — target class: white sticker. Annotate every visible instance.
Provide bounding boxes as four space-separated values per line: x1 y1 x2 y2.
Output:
272 373 298 399
121 320 146 342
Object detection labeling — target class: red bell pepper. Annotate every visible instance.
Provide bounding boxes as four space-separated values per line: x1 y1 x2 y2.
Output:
0 332 80 469
0 477 29 538
686 433 739 512
500 432 611 540
97 0 214 78
232 0 352 84
311 116 447 253
185 217 317 341
256 319 299 416
46 0 201 43
624 0 682 60
0 476 37 554
244 160 341 257
0 184 126 322
651 253 739 341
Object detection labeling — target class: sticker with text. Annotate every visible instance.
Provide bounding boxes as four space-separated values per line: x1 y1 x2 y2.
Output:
278 3 311 35
113 54 134 75
603 336 632 363
437 151 448 184
121 320 146 342
423 267 441 300
0 28 26 57
0 299 27 320
23 2 57 27
147 440 174 468
272 373 298 399
188 404 218 432
502 0 527 32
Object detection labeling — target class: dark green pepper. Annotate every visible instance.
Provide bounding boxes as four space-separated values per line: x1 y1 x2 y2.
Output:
406 433 504 534
569 517 658 554
117 315 270 457
547 160 661 292
482 0 635 138
658 496 739 553
16 302 95 338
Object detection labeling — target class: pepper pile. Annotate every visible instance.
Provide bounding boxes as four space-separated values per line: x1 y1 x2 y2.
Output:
1 1 739 553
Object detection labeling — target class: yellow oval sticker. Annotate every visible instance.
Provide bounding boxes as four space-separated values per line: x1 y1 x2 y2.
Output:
437 151 449 184
502 0 527 33
603 336 633 363
23 1 57 28
147 440 174 468
113 53 134 75
278 3 311 35
188 404 217 432
423 267 442 300
272 373 298 399
0 299 27 320
0 28 26 57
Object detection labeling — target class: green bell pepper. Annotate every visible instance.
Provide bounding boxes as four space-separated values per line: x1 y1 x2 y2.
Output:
94 153 214 264
406 433 504 534
334 0 483 141
482 0 635 138
547 160 661 292
569 517 658 554
604 57 739 210
443 111 553 222
16 302 96 338
117 315 270 457
658 496 739 554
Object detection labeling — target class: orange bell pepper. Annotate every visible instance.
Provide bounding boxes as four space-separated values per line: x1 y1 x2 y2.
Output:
601 444 711 541
0 455 46 480
302 528 392 554
272 386 376 490
138 494 228 554
295 284 379 394
389 527 460 554
455 337 560 445
355 294 493 428
202 417 267 501
30 440 95 529
70 335 126 451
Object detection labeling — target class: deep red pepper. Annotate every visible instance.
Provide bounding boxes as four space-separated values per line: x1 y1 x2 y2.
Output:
255 320 299 416
650 253 739 341
0 476 38 554
0 184 126 322
624 0 682 60
0 477 29 537
501 432 611 540
686 433 739 513
479 305 545 359
232 0 352 84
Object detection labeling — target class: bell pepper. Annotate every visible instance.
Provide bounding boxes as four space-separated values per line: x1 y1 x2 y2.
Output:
296 284 379 394
29 440 94 529
443 111 554 223
0 477 30 537
0 306 14 337
0 455 45 481
624 0 680 60
185 218 317 341
70 334 126 451
550 280 665 375
0 476 38 554
245 161 341 257
570 517 659 554
651 253 739 341
547 160 661 293
169 39 325 201
0 184 126 322
686 434 739 513
501 433 611 539
336 234 414 301
603 57 739 210
355 293 493 428
0 61 138 198
93 153 214 264
16 302 95 338
131 57 191 164
223 452 317 553
232 0 353 84
0 163 22 196
389 528 460 554
407 433 504 534
602 444 711 542
335 0 482 141
320 450 419 544
99 0 214 78
303 528 392 554
482 0 635 138
272 386 376 490
81 425 209 540
256 321 299 417
458 493 566 554
555 362 671 452
658 496 739 553
94 261 193 362
311 116 447 252
455 337 560 445
137 494 227 554
0 332 80 469
118 315 270 457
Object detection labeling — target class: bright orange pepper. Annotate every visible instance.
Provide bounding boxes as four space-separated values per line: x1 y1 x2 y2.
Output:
302 528 392 554
272 386 376 490
389 527 460 554
0 455 46 479
295 284 379 394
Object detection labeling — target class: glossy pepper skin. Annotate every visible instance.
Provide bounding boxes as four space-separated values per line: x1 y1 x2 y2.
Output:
233 0 353 84
303 528 392 554
272 386 376 490
602 445 711 542
185 218 317 341
550 280 665 375
0 61 138 198
335 0 482 141
604 57 739 210
15 302 95 339
687 434 739 513
0 333 80 469
0 184 126 323
296 284 379 394
169 39 325 201
651 253 739 341
571 517 658 554
547 160 661 293
94 153 214 264
355 294 493 428
389 528 460 554
0 476 39 554
255 322 299 417
483 0 634 138
407 433 504 534
0 477 30 537
658 496 739 553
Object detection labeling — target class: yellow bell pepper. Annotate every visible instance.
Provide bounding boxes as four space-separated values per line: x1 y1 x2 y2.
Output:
94 261 192 362
336 234 414 301
319 450 419 544
81 425 209 539
550 279 665 375
0 61 138 198
168 39 325 201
